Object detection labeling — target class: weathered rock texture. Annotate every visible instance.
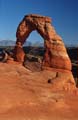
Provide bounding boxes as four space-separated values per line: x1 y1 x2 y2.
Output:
0 63 78 120
14 14 71 71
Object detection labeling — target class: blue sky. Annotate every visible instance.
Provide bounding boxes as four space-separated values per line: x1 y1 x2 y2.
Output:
0 0 78 45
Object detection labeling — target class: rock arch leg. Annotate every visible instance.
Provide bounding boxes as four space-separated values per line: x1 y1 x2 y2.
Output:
13 20 34 63
13 42 25 63
36 21 71 70
41 22 72 70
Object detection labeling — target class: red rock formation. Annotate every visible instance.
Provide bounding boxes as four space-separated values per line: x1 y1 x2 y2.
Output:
12 14 77 92
0 15 77 119
14 14 71 71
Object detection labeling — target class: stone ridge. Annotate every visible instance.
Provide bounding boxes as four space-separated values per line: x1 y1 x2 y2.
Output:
25 14 52 23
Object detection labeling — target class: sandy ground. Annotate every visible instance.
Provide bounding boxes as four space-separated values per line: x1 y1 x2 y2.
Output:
0 63 78 120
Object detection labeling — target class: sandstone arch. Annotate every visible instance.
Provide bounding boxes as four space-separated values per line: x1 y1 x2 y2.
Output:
14 14 71 71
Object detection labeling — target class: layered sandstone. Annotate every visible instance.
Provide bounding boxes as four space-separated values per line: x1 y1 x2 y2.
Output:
14 14 71 71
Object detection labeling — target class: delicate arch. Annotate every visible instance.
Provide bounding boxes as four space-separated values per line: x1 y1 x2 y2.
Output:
13 14 71 70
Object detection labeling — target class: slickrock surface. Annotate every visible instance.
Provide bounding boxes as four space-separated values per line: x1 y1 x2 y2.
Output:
0 63 78 120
